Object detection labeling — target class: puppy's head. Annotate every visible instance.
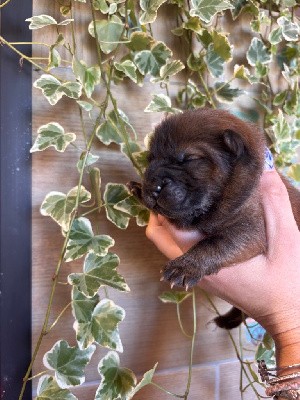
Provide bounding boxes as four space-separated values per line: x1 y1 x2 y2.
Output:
142 108 265 226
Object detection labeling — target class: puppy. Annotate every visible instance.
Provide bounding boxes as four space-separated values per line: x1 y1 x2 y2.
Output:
129 108 300 328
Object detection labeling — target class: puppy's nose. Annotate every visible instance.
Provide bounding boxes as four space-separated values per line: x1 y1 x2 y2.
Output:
152 185 162 198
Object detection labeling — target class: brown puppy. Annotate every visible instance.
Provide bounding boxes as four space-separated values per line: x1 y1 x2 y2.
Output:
129 108 300 328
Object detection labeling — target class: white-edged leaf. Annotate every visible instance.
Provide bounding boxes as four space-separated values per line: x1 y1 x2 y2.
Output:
69 252 130 296
114 60 137 83
268 26 282 45
26 14 57 29
144 93 182 113
205 43 224 77
73 294 125 351
271 109 291 142
31 122 76 153
72 57 101 98
139 0 167 24
128 364 158 398
190 0 233 24
40 186 91 231
104 184 131 229
76 151 99 172
114 195 150 227
277 16 299 42
246 37 272 66
65 217 114 262
95 352 137 399
134 41 172 76
214 82 244 103
159 60 185 81
88 19 124 54
43 340 95 388
36 375 78 400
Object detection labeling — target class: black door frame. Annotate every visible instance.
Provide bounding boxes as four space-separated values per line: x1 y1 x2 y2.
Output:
0 1 32 399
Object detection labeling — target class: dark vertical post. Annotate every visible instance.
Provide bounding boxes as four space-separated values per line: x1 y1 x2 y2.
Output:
0 1 32 399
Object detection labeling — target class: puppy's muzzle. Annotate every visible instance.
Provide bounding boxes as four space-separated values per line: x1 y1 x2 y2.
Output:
143 177 187 210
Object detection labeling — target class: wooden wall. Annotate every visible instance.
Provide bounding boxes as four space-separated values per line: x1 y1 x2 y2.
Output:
31 2 261 399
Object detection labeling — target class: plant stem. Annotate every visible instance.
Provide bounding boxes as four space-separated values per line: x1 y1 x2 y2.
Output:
176 303 192 339
27 370 47 381
198 71 216 108
0 0 12 8
46 301 72 333
150 382 185 398
184 288 197 399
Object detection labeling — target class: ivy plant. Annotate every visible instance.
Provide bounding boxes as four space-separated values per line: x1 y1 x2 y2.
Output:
0 0 299 399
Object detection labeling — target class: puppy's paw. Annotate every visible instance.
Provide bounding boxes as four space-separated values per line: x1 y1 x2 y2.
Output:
127 181 142 200
162 258 202 290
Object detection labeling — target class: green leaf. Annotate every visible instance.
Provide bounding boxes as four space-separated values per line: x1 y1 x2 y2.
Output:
31 122 76 153
114 60 137 83
271 109 291 142
80 299 125 351
268 27 282 45
128 364 158 398
93 0 109 13
205 43 224 78
26 14 57 29
49 48 61 69
40 186 91 231
95 351 137 400
77 151 99 172
43 340 96 388
144 93 181 113
68 252 130 296
96 120 122 145
159 60 185 81
76 100 93 112
190 0 233 24
183 16 203 33
104 184 131 229
33 75 82 105
114 195 150 226
36 375 78 400
71 287 99 322
159 291 192 304
72 57 101 98
277 16 299 42
126 31 153 52
211 30 232 61
214 82 244 103
273 90 287 106
139 0 167 24
88 19 124 54
65 217 115 262
246 37 272 67
134 41 172 76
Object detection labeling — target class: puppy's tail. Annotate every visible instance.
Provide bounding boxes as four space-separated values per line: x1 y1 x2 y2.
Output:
214 307 247 330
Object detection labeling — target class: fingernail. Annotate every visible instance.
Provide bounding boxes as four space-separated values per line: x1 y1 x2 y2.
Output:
264 147 275 171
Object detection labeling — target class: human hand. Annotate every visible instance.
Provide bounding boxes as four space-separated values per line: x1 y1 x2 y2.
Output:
146 171 300 367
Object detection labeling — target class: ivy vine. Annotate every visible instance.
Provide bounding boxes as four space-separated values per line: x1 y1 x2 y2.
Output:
1 0 299 399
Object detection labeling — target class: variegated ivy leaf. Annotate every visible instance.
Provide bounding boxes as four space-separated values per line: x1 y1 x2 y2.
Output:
72 57 101 98
277 16 299 42
271 110 291 143
96 109 136 146
26 15 73 29
268 27 283 45
43 340 96 388
65 217 115 262
36 375 78 400
76 100 93 112
114 195 150 227
71 287 99 322
190 0 234 24
128 363 158 399
139 0 167 24
40 186 91 232
93 0 109 13
114 60 137 83
211 30 232 61
33 75 82 105
68 252 130 297
158 60 185 81
104 184 131 229
31 122 76 153
95 352 137 400
214 82 244 103
73 292 125 351
26 14 58 29
88 17 124 54
205 43 224 78
159 291 192 304
126 31 154 52
233 64 259 84
246 37 272 67
288 164 300 182
144 93 182 113
76 151 99 172
134 41 172 77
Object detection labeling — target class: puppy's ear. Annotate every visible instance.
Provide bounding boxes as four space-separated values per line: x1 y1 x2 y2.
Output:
223 129 245 158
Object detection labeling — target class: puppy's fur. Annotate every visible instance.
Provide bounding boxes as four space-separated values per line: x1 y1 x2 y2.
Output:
129 108 300 328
